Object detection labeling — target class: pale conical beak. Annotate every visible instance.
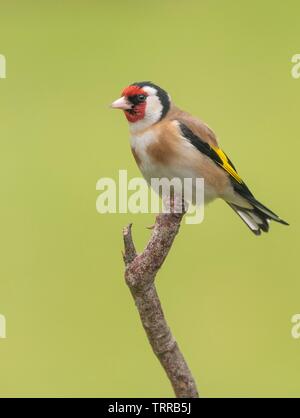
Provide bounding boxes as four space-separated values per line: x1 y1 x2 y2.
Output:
110 96 132 110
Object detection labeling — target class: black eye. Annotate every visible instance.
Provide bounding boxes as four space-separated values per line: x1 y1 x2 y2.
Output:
128 94 147 105
137 94 146 102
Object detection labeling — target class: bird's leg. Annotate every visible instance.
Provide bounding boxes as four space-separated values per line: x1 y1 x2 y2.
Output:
162 193 185 215
147 194 185 230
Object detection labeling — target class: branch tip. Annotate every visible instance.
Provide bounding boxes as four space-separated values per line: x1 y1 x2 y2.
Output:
123 223 137 265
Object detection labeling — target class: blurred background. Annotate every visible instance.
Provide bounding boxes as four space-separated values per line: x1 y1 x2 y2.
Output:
0 0 299 398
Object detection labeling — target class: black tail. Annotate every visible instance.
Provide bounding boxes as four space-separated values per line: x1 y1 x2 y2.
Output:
228 199 289 236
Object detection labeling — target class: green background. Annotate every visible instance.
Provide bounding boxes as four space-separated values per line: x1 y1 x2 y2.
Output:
0 0 299 398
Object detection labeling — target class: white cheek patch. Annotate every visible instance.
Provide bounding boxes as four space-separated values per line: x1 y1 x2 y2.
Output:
129 86 163 134
145 95 163 122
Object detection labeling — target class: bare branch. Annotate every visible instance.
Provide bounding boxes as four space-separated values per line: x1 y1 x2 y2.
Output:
122 211 199 398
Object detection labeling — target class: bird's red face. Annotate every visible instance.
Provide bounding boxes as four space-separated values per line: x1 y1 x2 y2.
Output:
111 85 148 123
111 82 171 130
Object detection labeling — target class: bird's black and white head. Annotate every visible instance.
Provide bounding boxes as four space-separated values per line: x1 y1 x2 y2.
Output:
111 81 171 132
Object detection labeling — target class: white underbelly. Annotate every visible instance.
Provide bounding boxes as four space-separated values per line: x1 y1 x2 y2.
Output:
140 162 218 204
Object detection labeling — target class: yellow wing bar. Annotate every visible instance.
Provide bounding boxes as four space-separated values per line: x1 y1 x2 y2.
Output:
211 146 243 184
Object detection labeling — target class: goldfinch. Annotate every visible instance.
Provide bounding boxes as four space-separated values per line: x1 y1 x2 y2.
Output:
111 81 288 235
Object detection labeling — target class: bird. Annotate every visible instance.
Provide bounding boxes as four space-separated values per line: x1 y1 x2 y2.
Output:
111 81 288 235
